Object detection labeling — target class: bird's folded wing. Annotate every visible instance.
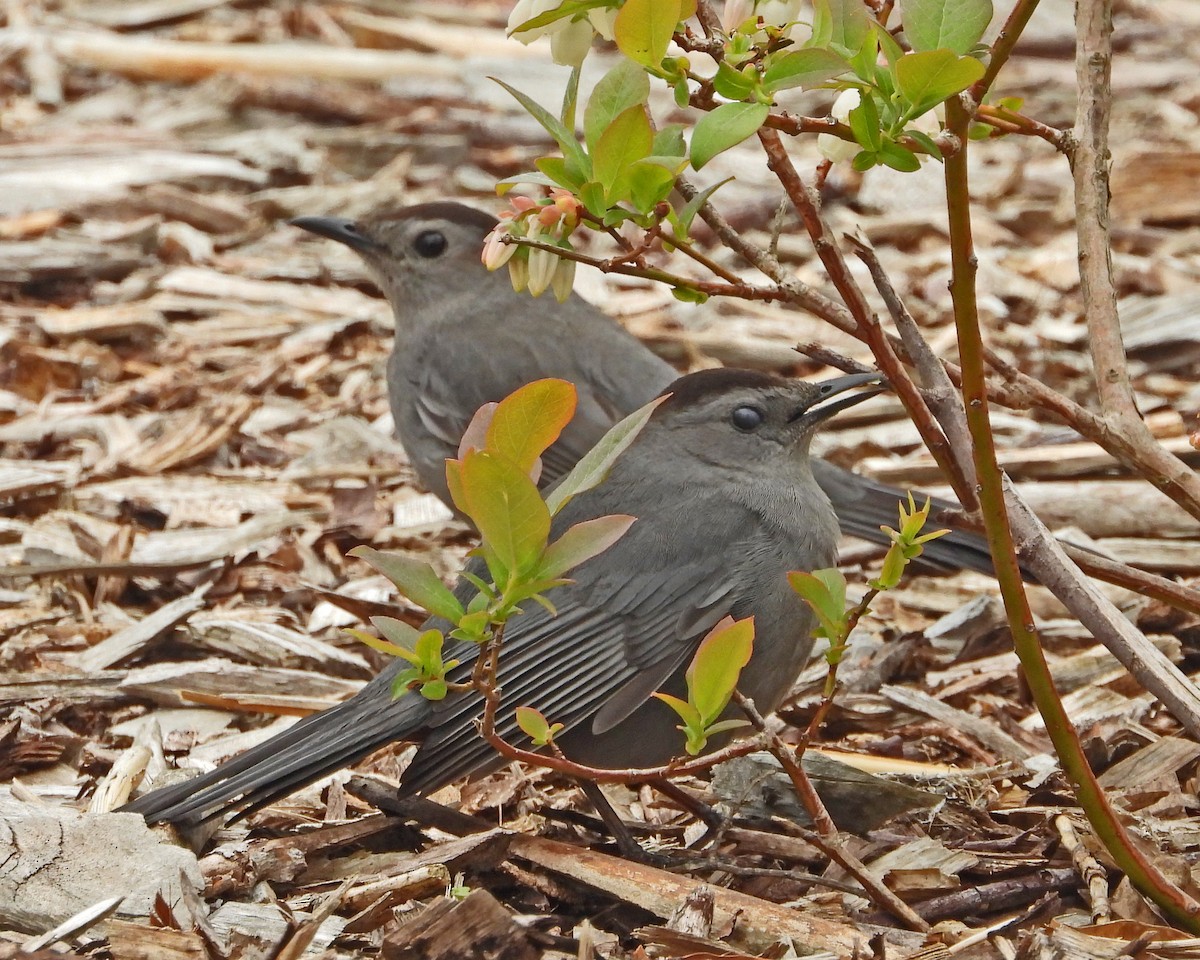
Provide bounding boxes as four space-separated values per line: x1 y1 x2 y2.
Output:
397 499 754 795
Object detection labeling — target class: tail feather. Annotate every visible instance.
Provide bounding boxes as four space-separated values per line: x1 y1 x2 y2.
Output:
122 669 425 825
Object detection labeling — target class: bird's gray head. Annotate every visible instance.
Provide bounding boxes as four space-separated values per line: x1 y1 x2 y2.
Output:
290 202 501 315
644 368 883 482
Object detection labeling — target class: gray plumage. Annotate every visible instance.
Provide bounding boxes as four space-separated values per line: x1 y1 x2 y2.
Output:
288 202 997 576
124 369 872 825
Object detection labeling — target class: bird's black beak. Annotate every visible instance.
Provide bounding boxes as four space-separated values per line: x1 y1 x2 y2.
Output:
790 371 887 423
290 215 381 254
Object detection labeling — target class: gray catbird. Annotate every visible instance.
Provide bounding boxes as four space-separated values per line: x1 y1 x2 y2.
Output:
125 368 880 825
290 202 997 576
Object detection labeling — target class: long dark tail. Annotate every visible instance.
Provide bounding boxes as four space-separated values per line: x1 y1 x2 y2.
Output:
121 668 425 825
811 461 1030 579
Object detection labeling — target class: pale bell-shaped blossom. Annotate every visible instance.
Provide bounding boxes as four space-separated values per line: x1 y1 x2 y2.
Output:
507 0 558 42
722 0 751 31
507 0 607 67
817 88 862 162
526 245 558 297
508 254 529 293
550 255 576 303
549 16 594 67
587 6 617 41
481 225 517 271
755 0 802 26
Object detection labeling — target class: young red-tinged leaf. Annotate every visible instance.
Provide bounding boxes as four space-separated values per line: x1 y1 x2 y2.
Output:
350 546 465 623
459 450 552 577
545 394 667 515
458 401 497 458
540 514 636 579
346 628 417 662
485 379 577 474
515 706 563 746
690 102 770 171
614 0 680 67
685 616 755 723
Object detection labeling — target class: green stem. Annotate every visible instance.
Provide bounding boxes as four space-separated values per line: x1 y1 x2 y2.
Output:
943 96 1200 931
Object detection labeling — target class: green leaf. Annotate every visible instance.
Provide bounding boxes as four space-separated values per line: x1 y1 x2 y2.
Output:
690 102 769 170
584 60 651 153
515 705 563 746
899 0 993 55
788 568 848 640
593 104 653 193
545 394 666 515
578 180 607 218
762 48 849 94
879 142 921 171
459 450 552 577
371 615 422 652
349 546 465 623
627 158 679 213
510 0 611 33
811 0 873 57
685 616 754 724
498 170 564 191
492 77 590 178
540 514 636 579
847 94 882 151
346 627 416 661
533 157 583 191
485 378 577 475
652 124 687 158
851 150 878 171
676 177 731 233
904 128 942 159
561 63 581 129
895 50 985 118
712 61 758 100
653 692 702 729
671 286 709 304
614 0 681 67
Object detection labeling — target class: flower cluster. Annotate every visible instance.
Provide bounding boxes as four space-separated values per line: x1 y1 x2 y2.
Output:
482 191 583 303
507 0 618 67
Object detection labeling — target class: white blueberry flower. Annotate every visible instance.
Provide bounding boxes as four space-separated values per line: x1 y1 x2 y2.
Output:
507 0 612 67
526 245 558 297
817 88 862 162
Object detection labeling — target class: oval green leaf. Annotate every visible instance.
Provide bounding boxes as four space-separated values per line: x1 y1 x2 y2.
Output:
459 450 552 576
690 102 769 171
899 0 993 55
349 545 464 623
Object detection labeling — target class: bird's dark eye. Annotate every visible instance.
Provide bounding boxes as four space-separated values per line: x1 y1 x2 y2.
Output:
730 406 765 431
413 230 448 258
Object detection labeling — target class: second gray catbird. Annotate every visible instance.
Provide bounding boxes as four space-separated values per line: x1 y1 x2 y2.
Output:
125 368 881 825
291 202 997 576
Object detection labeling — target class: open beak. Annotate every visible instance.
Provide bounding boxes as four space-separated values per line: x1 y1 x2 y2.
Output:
790 371 887 424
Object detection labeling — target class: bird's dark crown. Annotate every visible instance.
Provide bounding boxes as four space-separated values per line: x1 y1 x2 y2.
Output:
659 368 793 412
365 201 499 237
